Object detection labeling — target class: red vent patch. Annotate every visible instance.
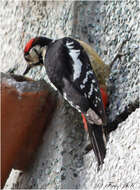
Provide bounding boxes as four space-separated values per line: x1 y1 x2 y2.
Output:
24 38 35 53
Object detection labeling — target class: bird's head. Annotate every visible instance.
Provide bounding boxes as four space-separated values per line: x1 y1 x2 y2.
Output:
23 37 52 75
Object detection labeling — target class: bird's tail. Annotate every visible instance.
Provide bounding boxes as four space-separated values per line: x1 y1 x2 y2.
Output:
88 124 106 167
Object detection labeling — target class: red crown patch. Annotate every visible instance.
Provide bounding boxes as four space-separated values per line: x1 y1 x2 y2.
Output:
24 38 35 53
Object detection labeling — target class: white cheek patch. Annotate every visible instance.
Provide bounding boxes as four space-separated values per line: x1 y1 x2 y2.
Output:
29 45 41 63
66 41 82 81
29 49 36 57
35 45 41 52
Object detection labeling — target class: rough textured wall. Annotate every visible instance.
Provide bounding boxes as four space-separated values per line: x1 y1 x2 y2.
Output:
2 0 140 189
80 108 140 189
1 0 74 80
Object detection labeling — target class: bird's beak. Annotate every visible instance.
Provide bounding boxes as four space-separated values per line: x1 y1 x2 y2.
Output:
23 62 43 75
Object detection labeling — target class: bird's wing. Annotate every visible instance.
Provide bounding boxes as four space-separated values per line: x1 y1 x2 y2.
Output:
62 38 106 124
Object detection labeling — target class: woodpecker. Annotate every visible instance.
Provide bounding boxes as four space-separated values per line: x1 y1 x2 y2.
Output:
23 36 107 167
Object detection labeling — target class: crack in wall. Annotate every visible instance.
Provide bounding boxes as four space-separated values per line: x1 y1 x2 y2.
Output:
106 100 139 134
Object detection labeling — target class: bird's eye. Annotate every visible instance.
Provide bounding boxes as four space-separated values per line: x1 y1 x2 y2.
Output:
24 52 29 56
24 54 31 62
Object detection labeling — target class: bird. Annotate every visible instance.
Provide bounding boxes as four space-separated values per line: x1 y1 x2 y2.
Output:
23 36 108 167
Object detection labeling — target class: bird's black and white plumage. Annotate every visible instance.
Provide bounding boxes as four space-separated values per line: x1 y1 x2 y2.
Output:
24 36 107 166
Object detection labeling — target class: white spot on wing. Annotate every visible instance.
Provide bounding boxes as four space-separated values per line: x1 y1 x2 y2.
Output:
83 70 93 84
88 84 94 98
66 41 82 81
80 84 85 89
67 41 74 47
83 77 88 85
97 97 101 102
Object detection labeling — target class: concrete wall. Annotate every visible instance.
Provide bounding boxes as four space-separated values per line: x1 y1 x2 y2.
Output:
1 0 139 189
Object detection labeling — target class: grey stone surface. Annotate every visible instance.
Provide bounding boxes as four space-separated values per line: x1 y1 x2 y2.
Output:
4 98 85 189
2 0 140 189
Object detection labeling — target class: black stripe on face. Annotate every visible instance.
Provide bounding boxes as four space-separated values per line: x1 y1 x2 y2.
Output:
34 48 40 57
